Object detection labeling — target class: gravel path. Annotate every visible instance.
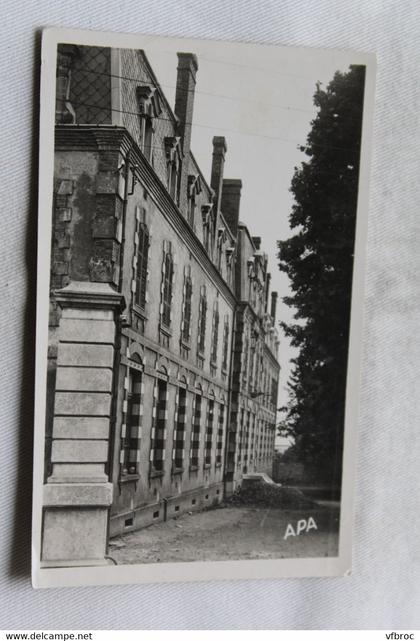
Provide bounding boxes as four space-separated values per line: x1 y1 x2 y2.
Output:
109 504 340 565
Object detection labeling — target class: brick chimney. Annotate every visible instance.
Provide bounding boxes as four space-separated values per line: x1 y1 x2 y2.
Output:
210 136 227 213
252 236 261 250
174 52 198 216
221 179 242 237
270 291 278 322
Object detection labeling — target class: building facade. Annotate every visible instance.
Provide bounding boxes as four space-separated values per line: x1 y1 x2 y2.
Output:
41 44 279 566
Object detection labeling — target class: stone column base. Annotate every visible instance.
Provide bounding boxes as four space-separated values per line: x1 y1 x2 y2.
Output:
41 482 113 566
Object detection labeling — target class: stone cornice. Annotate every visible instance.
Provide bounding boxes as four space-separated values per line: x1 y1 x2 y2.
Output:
55 281 126 311
55 125 236 307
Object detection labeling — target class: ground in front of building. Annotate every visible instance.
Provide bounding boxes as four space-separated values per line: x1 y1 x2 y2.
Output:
109 503 340 564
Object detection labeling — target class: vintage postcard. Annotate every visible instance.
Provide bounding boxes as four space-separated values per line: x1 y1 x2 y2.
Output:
32 27 375 587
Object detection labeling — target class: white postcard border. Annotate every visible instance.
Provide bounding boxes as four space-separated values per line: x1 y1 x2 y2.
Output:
32 26 376 588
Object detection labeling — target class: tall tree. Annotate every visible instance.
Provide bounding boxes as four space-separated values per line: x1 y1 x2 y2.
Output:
277 65 365 486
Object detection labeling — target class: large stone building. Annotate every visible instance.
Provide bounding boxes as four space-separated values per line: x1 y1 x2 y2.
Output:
41 44 279 566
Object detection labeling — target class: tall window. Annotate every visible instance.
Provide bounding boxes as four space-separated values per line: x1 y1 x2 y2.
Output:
242 335 249 383
197 288 207 355
151 378 167 472
204 399 214 466
216 403 225 466
187 175 201 227
181 272 192 344
249 413 255 465
243 410 250 470
210 303 219 364
203 222 210 253
190 392 202 469
187 192 196 227
121 368 142 476
165 137 181 204
173 386 187 470
238 408 244 466
137 87 162 164
201 205 213 255
161 246 174 328
222 317 229 372
135 222 149 309
271 377 277 407
217 228 225 270
142 116 153 162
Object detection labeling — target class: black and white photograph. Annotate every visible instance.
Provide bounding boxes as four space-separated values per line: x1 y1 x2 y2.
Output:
32 27 375 587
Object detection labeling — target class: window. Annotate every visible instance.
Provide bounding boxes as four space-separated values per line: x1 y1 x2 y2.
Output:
187 175 201 228
169 160 178 200
181 271 192 344
204 398 214 466
173 386 187 470
216 403 224 466
242 335 249 383
203 222 210 253
217 227 226 270
151 378 167 473
121 368 142 475
161 246 174 328
249 340 256 391
190 392 202 469
137 87 162 165
187 192 196 227
165 137 181 205
237 408 244 466
271 377 278 407
201 205 213 255
243 411 250 470
143 116 153 162
197 288 207 355
210 303 219 365
222 317 229 372
249 413 255 465
134 222 149 309
226 247 234 286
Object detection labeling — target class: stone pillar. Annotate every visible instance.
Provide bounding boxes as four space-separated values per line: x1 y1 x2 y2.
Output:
41 281 124 567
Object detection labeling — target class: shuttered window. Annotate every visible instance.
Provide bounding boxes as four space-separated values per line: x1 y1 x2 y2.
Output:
182 275 192 343
190 393 202 469
198 293 207 354
135 223 149 309
162 251 173 327
222 318 229 371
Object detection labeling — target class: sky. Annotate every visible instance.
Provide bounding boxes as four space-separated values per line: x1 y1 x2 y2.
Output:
142 37 354 436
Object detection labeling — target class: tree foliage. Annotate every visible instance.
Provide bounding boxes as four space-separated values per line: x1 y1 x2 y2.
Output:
277 65 365 486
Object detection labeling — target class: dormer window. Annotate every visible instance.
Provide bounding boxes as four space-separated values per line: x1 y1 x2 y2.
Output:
217 227 226 270
143 116 153 161
137 86 162 164
187 175 202 228
225 245 235 285
201 204 213 254
165 137 182 204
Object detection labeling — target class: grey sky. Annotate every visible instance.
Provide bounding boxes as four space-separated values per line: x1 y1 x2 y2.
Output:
144 37 353 418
